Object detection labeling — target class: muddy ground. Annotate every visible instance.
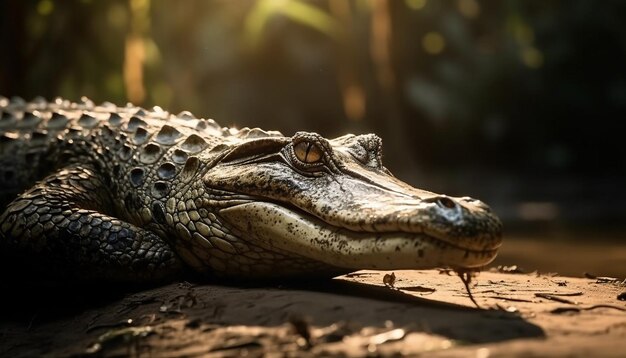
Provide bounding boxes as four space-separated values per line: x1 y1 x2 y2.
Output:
1 263 625 357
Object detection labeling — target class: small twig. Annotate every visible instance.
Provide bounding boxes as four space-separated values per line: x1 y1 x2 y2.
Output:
595 277 622 284
398 286 436 294
486 296 533 303
26 313 38 331
538 291 583 297
457 271 480 309
535 293 576 304
551 304 626 314
86 318 133 333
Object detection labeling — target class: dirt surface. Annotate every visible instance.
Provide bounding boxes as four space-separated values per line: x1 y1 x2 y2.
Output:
1 269 625 357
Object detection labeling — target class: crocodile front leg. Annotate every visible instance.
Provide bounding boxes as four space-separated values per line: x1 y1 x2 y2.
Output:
0 165 183 283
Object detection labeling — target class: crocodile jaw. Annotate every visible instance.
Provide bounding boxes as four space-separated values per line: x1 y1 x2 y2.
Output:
220 202 499 271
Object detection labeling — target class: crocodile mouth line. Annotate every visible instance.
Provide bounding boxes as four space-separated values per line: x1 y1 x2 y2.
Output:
219 197 499 252
218 200 500 270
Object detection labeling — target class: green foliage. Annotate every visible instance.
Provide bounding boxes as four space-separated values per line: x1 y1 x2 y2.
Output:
245 0 340 48
1 0 625 176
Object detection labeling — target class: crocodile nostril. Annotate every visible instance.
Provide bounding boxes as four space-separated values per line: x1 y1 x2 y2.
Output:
436 197 457 209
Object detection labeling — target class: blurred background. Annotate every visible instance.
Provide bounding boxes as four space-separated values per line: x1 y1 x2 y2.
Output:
1 0 625 276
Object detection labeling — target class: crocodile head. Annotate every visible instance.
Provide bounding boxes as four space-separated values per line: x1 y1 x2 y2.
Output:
177 131 502 278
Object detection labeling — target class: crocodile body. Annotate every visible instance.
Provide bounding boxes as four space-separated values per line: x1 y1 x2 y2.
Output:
0 96 502 282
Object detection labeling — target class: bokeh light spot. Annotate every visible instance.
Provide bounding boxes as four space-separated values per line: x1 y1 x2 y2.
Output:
406 0 427 10
343 85 366 121
457 0 480 19
422 32 446 55
507 16 535 45
37 0 54 16
522 47 544 69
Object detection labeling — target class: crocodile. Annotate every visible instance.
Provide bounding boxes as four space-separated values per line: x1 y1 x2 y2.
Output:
0 96 502 283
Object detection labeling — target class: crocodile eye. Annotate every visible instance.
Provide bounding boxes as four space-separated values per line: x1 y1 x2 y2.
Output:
293 141 322 164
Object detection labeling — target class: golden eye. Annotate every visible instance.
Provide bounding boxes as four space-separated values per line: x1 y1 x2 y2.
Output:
293 141 322 164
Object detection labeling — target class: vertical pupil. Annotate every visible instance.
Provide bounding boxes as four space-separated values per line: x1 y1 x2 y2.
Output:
304 142 312 162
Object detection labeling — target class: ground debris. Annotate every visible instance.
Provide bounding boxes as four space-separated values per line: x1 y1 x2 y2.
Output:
456 270 480 308
398 285 436 293
316 324 454 356
288 314 312 349
494 303 519 313
85 325 154 355
4 270 626 357
550 305 626 315
535 293 578 304
437 268 454 275
86 318 134 333
344 272 375 278
492 265 526 274
594 277 624 284
486 295 533 303
383 272 396 288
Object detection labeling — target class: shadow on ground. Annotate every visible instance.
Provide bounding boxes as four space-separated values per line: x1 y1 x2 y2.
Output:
0 273 544 357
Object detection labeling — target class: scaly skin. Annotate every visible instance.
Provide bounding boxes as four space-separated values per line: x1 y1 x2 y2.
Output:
0 96 502 282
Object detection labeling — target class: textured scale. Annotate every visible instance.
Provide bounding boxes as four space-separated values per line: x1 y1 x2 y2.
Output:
0 96 502 282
